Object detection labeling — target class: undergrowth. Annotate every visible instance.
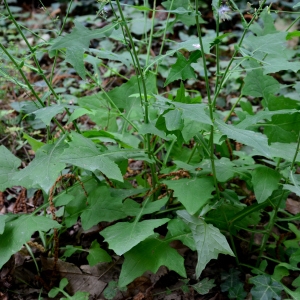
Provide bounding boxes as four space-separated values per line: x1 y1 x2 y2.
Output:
1 0 300 299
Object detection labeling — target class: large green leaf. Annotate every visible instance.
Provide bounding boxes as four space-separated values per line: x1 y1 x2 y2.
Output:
89 49 131 68
163 177 215 215
262 57 300 74
104 73 157 113
60 132 123 182
101 218 169 256
283 173 300 197
242 69 280 100
177 210 234 278
165 51 201 86
249 7 277 36
0 214 61 269
216 119 271 158
174 102 212 126
206 203 260 234
214 158 236 182
138 122 171 140
236 109 299 130
57 177 99 228
12 137 66 193
249 275 282 300
252 166 281 203
269 142 300 162
0 146 21 191
0 215 8 234
49 21 115 79
77 94 119 128
87 240 111 266
154 96 212 130
263 96 300 143
80 186 126 230
163 109 184 131
31 104 74 126
123 197 168 217
265 114 300 143
83 130 141 149
166 218 196 251
244 32 287 56
119 234 186 287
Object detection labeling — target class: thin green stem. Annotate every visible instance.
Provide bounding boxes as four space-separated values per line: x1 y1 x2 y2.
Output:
286 15 300 31
290 131 300 171
224 91 243 123
163 138 176 167
214 1 221 98
212 0 267 107
86 72 139 131
146 0 156 67
195 0 220 201
228 0 247 25
143 0 149 45
115 0 157 188
155 0 174 74
3 0 80 134
257 132 300 264
0 43 66 134
187 143 198 164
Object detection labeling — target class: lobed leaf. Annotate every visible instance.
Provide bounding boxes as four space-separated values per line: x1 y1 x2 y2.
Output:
60 132 123 182
177 210 234 278
0 215 61 269
12 137 66 193
0 146 21 191
101 218 169 256
192 278 216 295
216 119 271 158
165 51 201 86
251 166 281 203
80 186 126 230
87 240 111 266
49 21 115 79
250 275 282 300
119 234 186 287
163 177 215 215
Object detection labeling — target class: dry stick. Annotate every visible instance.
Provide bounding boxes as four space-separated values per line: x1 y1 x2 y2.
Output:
48 174 87 287
13 188 27 213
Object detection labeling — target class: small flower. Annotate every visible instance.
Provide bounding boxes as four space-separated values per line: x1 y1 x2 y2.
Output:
193 44 200 49
218 5 231 21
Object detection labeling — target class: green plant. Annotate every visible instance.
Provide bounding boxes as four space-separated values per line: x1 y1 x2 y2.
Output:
48 278 89 299
1 0 300 298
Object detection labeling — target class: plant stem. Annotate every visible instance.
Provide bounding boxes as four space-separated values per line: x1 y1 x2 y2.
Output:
3 0 81 134
195 0 220 201
86 72 139 131
155 0 175 74
224 91 243 123
163 137 176 167
146 0 156 67
214 0 221 98
257 132 300 264
212 0 267 107
114 0 157 188
0 43 66 135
